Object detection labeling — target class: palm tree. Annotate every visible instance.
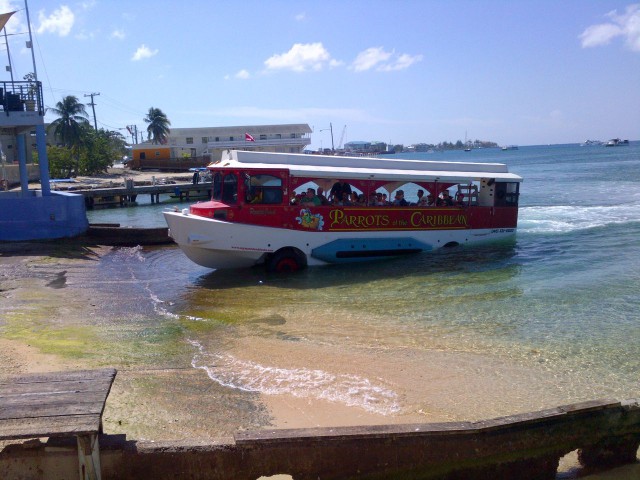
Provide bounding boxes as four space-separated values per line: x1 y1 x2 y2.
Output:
47 96 90 147
144 107 171 144
47 96 91 176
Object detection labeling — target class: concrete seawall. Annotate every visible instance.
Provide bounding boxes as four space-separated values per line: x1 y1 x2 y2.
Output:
1 398 639 479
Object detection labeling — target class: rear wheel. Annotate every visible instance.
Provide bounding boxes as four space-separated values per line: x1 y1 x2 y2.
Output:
267 249 306 273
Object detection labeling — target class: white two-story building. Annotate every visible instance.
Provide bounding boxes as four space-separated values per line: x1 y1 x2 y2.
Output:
130 123 312 170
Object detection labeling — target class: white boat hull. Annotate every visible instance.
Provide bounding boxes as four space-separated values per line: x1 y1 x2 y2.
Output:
164 210 516 270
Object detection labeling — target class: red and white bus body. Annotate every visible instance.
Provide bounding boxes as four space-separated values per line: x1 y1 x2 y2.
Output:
164 150 522 271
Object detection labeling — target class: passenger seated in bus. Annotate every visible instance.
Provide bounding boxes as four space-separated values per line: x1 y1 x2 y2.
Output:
330 180 352 202
413 189 425 205
250 187 263 204
393 190 409 206
291 193 303 205
441 191 454 206
350 191 359 205
300 188 322 206
368 192 377 206
417 195 429 206
426 194 435 206
356 194 366 206
455 192 465 206
316 187 330 205
382 193 389 205
341 191 353 206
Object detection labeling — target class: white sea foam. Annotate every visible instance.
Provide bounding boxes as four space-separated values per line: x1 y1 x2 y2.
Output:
188 339 400 415
519 203 640 234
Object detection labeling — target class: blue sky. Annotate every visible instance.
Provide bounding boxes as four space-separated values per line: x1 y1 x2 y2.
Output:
2 0 639 149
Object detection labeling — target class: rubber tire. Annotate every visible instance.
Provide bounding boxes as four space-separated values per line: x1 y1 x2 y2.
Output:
268 250 303 273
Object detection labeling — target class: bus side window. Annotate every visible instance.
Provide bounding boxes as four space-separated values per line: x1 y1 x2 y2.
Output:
222 173 238 204
262 188 283 204
212 172 222 201
494 182 519 207
246 174 283 204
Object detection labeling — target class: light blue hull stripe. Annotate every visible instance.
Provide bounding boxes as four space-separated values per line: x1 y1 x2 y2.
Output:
311 237 432 264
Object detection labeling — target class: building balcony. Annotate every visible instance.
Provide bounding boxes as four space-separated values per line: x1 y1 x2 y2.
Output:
0 80 45 128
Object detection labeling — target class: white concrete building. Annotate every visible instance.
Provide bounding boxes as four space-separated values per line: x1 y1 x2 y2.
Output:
133 124 312 165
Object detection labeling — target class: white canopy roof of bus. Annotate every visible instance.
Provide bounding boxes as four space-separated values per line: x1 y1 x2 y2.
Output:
213 150 523 183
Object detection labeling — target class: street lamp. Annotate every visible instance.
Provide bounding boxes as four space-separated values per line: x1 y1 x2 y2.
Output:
319 123 334 153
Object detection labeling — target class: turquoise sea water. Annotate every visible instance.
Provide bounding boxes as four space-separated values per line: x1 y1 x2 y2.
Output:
86 143 640 417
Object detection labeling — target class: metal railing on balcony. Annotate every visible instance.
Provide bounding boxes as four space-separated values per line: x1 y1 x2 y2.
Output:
1 80 44 116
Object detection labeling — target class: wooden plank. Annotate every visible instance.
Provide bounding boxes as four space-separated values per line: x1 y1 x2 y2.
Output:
0 369 116 441
0 401 105 421
0 368 116 386
0 391 109 410
0 378 115 397
0 414 100 440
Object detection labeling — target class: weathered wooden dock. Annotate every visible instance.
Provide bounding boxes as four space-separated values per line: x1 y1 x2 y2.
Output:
69 183 211 208
0 369 117 480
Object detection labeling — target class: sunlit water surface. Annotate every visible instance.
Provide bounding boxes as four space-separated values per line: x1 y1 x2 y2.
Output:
84 143 640 416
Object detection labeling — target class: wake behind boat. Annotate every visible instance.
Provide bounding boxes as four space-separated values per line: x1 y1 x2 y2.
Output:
164 150 522 271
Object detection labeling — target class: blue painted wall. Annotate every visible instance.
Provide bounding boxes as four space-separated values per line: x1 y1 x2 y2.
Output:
0 191 88 241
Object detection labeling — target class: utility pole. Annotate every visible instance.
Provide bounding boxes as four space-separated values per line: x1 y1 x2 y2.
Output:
126 125 138 144
84 92 100 130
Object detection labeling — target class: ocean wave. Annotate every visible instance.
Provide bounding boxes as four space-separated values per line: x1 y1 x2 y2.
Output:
188 339 400 415
518 204 640 234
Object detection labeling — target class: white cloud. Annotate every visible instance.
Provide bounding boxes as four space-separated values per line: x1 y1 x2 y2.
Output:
111 29 126 40
295 12 306 21
351 47 422 72
379 53 423 71
224 70 250 80
131 44 158 61
74 31 95 41
264 42 341 72
37 5 74 36
580 4 640 52
351 47 392 72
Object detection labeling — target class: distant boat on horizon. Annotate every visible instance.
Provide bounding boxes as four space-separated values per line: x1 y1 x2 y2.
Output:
605 138 629 147
501 145 518 151
464 131 472 151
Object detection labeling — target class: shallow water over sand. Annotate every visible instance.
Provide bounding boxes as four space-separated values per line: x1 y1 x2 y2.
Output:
3 144 639 479
82 144 640 420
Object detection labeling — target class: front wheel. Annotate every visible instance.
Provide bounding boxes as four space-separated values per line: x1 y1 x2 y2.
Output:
267 250 306 273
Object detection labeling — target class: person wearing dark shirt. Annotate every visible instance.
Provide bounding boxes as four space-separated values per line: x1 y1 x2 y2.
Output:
441 190 454 206
330 181 352 201
393 190 409 206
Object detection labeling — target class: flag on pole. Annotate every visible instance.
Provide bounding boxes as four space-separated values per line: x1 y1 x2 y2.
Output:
0 12 16 32
245 133 255 142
